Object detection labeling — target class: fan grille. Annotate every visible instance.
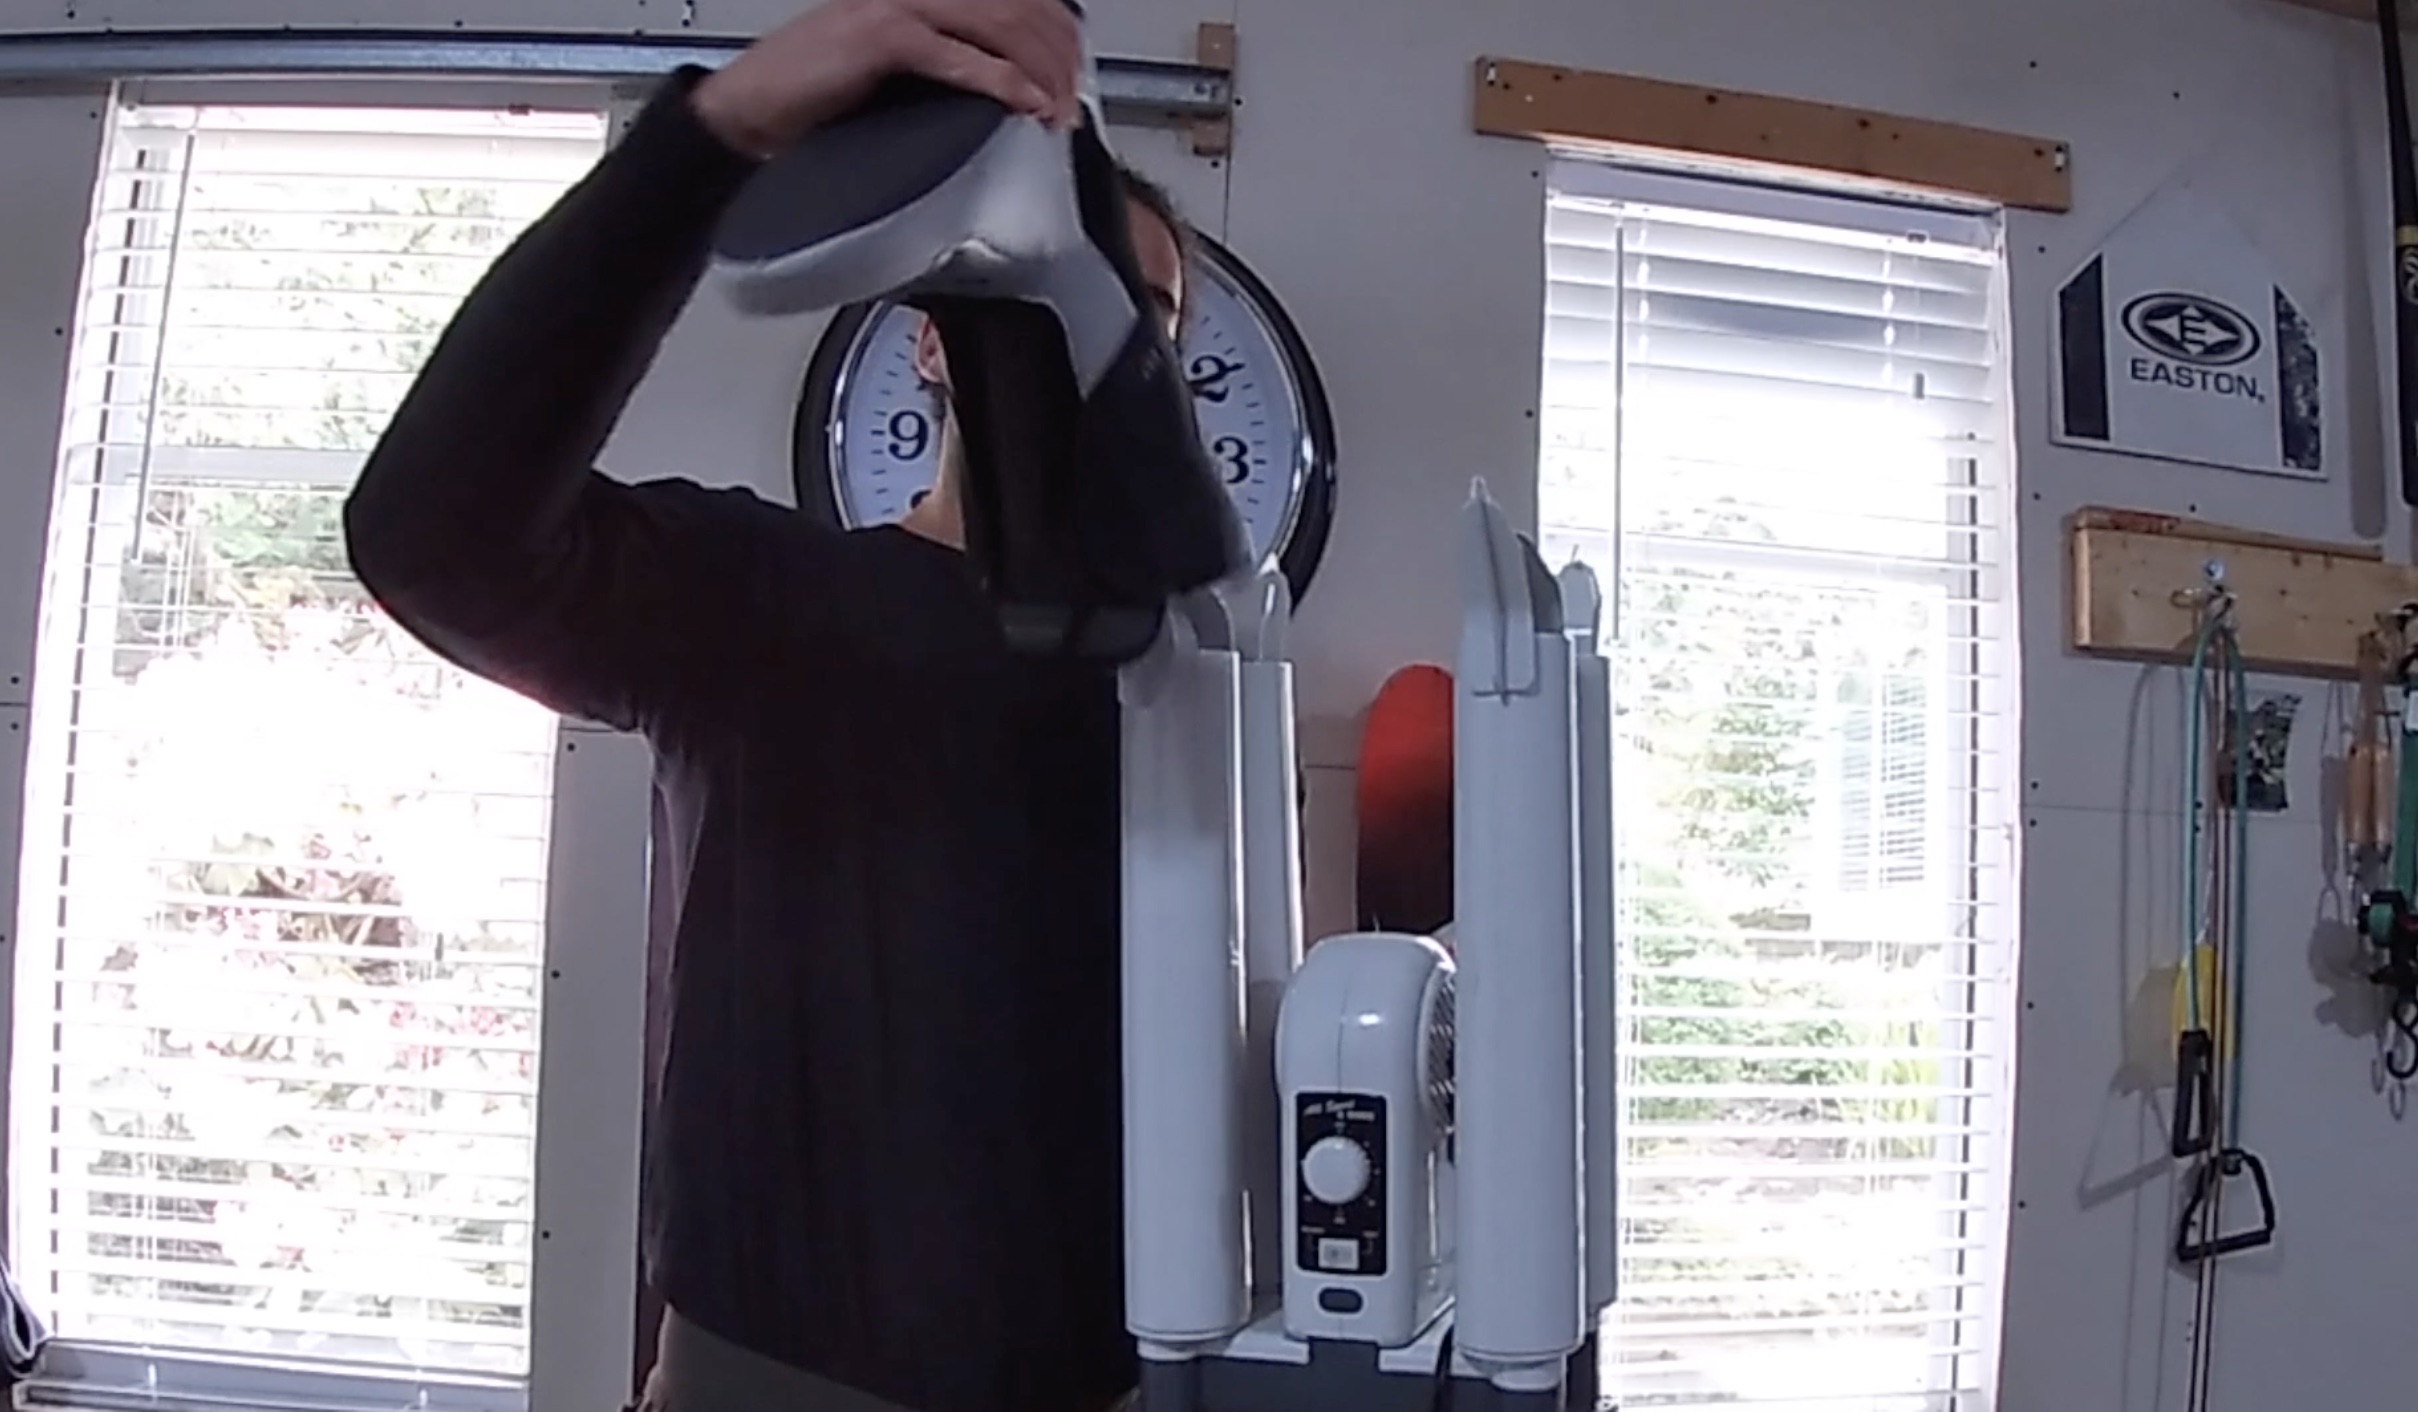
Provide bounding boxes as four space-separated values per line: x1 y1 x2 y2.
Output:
1425 970 1458 1144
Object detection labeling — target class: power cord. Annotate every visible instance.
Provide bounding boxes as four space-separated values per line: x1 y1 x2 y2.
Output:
1427 1328 1454 1412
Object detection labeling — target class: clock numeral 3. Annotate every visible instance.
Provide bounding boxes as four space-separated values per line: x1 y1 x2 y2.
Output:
1212 435 1252 485
886 408 932 462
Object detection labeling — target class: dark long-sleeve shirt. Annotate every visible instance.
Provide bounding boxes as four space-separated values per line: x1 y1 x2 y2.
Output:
344 68 1132 1412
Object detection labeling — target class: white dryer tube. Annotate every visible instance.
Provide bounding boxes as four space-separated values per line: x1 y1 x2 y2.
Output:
1238 652 1303 1300
1120 600 1252 1351
1232 569 1304 1303
1561 561 1619 1318
1452 481 1586 1381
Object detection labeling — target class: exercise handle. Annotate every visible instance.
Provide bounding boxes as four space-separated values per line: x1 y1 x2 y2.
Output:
2173 1147 2278 1265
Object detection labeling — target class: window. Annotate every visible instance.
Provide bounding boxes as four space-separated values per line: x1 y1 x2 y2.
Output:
11 96 609 1405
1538 162 2020 1410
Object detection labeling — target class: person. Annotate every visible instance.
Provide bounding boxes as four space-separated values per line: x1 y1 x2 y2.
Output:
341 2 1195 1409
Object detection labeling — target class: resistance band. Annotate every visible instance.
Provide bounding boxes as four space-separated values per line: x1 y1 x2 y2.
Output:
2173 587 2279 1412
2173 608 2246 1163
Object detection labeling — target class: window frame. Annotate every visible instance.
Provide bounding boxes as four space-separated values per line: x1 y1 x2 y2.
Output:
3 78 652 1412
1539 155 2022 1410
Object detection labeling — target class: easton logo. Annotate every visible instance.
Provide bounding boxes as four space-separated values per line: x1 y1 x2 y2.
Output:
2122 293 2261 367
2120 291 2266 404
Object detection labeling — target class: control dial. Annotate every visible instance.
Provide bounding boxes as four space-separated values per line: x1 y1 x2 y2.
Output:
1300 1135 1374 1206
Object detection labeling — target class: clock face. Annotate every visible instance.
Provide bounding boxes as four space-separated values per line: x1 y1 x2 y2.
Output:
791 231 1337 605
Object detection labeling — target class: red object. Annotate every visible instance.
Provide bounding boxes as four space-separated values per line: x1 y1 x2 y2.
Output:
1356 664 1456 939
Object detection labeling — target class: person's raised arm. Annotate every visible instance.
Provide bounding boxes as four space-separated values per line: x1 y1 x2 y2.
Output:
343 0 1085 731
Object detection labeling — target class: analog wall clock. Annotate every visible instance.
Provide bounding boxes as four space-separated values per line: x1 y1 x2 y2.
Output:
791 230 1338 607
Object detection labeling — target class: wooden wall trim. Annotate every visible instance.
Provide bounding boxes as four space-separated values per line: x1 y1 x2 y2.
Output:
2068 508 2404 679
1473 57 2073 213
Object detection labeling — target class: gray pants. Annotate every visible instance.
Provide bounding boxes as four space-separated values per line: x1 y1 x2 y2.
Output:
635 1311 914 1412
634 1309 1138 1412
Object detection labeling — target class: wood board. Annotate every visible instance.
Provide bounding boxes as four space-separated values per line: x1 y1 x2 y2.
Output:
2070 512 2416 678
2070 505 2385 560
1472 57 2073 213
1190 21 1234 157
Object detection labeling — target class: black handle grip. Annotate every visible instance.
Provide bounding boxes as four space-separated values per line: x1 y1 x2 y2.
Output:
2186 1227 2276 1262
2170 1029 2216 1159
2174 1147 2278 1266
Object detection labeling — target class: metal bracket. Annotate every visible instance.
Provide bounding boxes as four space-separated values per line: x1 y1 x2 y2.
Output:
0 28 1234 126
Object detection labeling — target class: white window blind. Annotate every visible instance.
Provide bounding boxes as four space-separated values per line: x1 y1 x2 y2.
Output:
1538 162 2020 1411
11 97 607 1404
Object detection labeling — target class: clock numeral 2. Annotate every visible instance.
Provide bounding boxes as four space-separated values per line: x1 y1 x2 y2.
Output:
886 408 932 462
1188 352 1244 404
1212 436 1252 485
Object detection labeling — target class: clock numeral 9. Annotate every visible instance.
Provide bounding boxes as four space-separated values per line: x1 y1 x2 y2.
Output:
885 408 932 462
1211 435 1252 485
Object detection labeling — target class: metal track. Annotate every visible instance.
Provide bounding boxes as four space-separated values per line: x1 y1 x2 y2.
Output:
0 27 1231 120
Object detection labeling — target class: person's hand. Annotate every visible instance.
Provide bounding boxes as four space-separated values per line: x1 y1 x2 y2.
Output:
691 0 1083 159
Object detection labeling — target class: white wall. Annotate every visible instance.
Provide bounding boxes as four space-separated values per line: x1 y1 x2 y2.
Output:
2 0 2415 1408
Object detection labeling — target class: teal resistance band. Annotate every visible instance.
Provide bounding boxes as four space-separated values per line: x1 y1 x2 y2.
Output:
2363 643 2418 1081
2173 596 2276 1267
